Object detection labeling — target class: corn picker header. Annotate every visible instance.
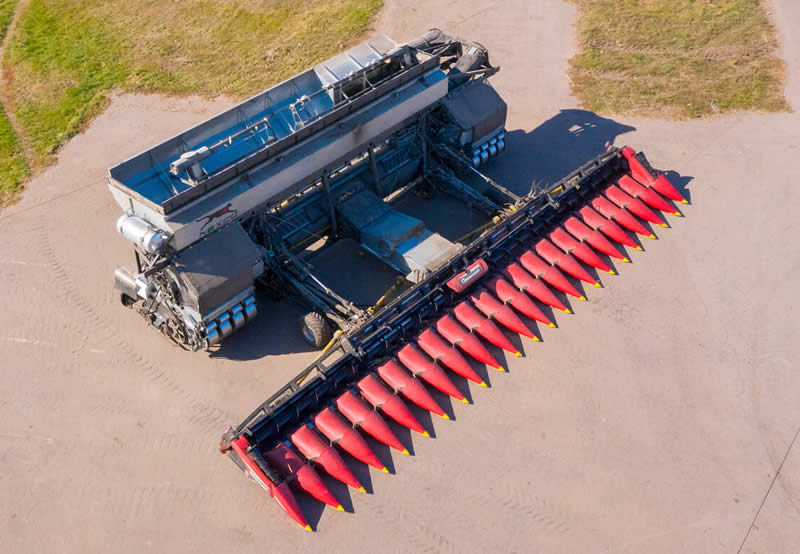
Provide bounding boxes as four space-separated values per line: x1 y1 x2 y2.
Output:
109 30 688 530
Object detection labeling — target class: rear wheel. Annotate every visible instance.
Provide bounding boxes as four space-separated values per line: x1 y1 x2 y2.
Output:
301 312 333 348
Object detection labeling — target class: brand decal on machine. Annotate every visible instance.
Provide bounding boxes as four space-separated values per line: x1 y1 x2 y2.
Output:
446 259 489 293
197 203 239 236
458 264 483 285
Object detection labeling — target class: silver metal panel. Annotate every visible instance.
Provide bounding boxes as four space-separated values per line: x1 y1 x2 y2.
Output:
109 34 398 214
397 230 457 272
163 67 448 250
313 35 396 87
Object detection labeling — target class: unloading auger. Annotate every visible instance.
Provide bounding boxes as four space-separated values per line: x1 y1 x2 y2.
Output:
106 29 688 531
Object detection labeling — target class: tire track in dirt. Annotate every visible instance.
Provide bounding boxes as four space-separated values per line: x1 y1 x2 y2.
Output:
96 432 215 459
363 453 573 553
371 500 462 554
36 222 238 432
494 489 573 535
118 484 265 522
0 222 67 350
32 422 257 530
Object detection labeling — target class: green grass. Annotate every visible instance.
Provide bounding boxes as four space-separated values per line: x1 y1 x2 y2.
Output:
0 0 17 42
0 0 28 202
0 0 382 203
0 104 29 203
8 0 127 165
569 0 790 118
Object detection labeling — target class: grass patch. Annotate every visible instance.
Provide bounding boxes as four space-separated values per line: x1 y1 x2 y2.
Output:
0 104 29 204
7 0 127 165
569 0 790 118
0 0 382 202
0 0 17 42
0 0 29 202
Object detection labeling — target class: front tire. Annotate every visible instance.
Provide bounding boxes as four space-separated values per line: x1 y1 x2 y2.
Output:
301 312 333 348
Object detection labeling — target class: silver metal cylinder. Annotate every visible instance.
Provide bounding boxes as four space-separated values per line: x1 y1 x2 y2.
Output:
488 144 497 157
480 150 489 164
244 301 257 321
114 267 137 298
205 322 222 345
218 313 233 338
116 215 170 254
231 305 246 329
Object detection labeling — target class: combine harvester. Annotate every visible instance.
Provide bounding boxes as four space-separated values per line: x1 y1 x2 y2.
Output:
108 30 687 530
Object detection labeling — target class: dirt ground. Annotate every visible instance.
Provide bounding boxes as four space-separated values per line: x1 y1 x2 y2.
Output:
2 1 799 552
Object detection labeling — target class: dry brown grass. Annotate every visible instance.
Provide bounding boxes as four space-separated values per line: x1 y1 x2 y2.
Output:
100 0 383 97
569 0 790 119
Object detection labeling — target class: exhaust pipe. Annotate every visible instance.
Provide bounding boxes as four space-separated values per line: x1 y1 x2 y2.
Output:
114 267 137 300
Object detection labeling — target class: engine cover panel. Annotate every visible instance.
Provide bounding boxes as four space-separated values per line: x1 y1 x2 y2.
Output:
170 222 262 316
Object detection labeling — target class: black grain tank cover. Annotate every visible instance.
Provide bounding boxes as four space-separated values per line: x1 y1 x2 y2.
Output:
441 80 507 146
170 223 261 315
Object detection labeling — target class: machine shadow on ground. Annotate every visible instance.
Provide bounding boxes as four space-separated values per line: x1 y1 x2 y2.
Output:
209 292 315 359
663 170 694 204
482 109 637 195
213 109 651 363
